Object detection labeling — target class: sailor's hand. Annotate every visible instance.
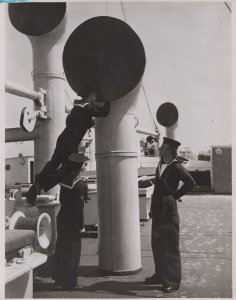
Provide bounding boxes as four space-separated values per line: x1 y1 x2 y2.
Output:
81 176 89 182
77 227 86 236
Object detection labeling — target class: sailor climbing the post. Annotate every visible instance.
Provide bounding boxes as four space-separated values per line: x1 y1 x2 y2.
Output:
26 86 110 205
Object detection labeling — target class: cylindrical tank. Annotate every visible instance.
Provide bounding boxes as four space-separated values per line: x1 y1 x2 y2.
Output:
95 84 142 274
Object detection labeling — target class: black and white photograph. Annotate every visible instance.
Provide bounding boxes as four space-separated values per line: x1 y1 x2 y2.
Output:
2 1 234 298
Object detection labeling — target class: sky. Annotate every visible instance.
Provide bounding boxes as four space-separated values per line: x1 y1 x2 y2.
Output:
3 1 232 158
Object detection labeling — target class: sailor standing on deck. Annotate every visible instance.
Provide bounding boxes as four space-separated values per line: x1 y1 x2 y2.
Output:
52 152 89 290
145 137 195 293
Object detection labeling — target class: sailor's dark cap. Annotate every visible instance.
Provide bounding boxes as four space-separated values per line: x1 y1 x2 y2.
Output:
163 137 181 149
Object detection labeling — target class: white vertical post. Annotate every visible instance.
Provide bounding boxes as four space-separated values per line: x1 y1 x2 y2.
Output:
8 3 67 196
95 84 142 274
165 120 179 139
28 16 67 195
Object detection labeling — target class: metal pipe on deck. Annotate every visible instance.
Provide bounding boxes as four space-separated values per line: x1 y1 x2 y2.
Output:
156 102 179 140
95 84 143 274
136 126 158 137
5 81 42 102
8 3 67 196
63 16 146 274
5 127 39 143
165 121 179 139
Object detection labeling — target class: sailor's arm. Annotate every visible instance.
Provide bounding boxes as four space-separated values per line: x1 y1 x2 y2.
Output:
172 164 195 200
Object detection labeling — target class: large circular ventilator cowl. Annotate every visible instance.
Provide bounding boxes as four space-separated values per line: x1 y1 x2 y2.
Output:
63 16 146 101
156 102 179 127
8 2 66 36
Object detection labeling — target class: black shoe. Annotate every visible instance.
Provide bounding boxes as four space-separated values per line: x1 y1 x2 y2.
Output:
145 274 162 284
163 285 179 293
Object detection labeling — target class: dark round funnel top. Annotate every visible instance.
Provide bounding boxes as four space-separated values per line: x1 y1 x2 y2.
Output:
8 3 66 36
156 102 178 127
63 16 146 100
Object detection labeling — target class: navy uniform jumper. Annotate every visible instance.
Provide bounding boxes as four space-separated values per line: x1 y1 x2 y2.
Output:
36 99 110 192
150 159 195 289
